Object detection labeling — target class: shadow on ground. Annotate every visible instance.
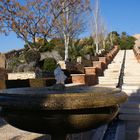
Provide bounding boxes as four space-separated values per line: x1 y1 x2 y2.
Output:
121 87 140 140
33 135 51 140
0 117 7 127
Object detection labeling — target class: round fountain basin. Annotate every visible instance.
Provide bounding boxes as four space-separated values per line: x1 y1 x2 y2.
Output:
0 86 127 135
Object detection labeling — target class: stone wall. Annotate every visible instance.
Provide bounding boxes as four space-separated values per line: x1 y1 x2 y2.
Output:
0 68 8 80
8 72 35 80
0 53 6 68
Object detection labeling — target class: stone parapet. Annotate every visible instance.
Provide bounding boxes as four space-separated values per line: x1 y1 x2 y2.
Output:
71 74 98 86
8 72 35 80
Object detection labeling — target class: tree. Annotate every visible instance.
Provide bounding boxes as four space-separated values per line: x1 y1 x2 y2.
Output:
0 0 80 51
69 38 95 61
106 31 120 48
120 32 136 50
54 0 89 61
98 19 108 50
90 0 107 55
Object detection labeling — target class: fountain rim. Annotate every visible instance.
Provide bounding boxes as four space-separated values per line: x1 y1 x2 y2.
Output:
0 86 127 110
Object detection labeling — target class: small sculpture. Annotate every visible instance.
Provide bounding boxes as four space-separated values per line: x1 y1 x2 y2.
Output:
54 65 67 84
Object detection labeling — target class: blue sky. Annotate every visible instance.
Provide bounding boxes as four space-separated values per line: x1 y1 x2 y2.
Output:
0 0 140 52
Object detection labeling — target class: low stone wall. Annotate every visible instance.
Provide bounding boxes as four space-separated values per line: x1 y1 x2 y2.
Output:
8 72 35 80
0 68 8 80
133 46 140 63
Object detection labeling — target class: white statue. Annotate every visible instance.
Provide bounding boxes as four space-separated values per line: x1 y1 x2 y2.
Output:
54 65 67 84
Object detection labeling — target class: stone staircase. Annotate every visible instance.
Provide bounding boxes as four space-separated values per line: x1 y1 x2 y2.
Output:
96 50 125 88
118 50 140 140
95 49 140 140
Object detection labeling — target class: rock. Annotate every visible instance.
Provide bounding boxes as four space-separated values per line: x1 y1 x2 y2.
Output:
40 50 62 62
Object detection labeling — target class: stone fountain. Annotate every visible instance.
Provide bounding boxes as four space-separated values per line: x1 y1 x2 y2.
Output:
0 66 127 140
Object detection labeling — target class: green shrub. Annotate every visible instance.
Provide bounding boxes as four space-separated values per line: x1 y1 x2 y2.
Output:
24 50 40 64
43 58 57 72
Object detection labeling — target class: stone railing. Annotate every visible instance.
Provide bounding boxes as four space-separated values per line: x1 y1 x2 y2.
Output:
8 72 35 80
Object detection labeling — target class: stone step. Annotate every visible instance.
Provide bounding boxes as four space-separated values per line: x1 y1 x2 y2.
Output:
98 81 118 84
124 83 140 86
104 73 120 76
119 114 140 121
124 74 140 77
122 85 140 90
104 69 121 72
124 71 140 74
128 96 140 102
124 73 140 75
114 121 125 140
125 130 140 140
124 67 140 69
99 79 118 83
121 89 139 95
95 84 117 88
108 65 121 68
104 72 120 76
98 78 118 81
99 77 118 80
124 81 140 85
121 101 140 108
124 70 140 73
125 64 140 66
126 121 140 131
124 77 140 80
119 108 140 114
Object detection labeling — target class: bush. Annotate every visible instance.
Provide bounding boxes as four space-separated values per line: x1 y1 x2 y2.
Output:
6 57 21 72
24 50 40 64
43 58 57 72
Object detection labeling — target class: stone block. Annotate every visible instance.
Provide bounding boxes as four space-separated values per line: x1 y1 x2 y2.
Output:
8 72 35 80
71 74 85 84
0 80 6 89
85 74 98 86
29 79 46 87
84 67 96 74
99 57 107 70
93 61 103 76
